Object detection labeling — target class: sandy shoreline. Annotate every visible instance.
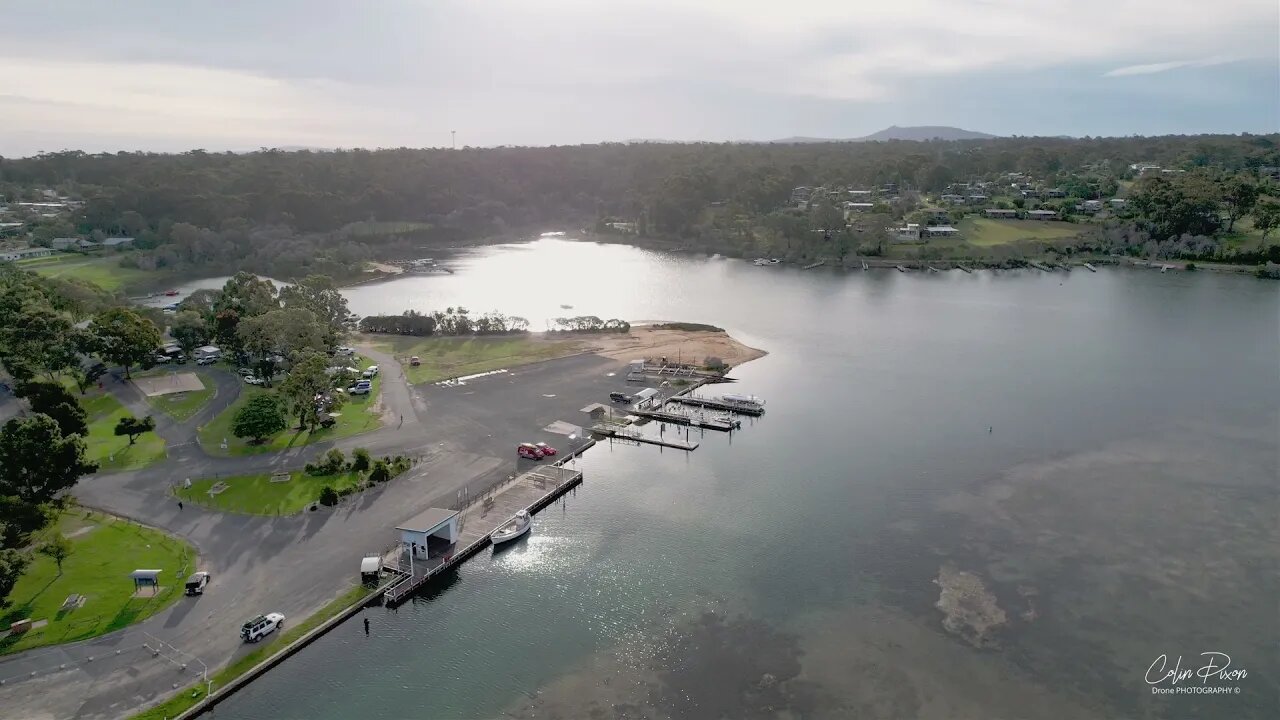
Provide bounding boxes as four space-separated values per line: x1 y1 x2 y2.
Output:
572 325 767 371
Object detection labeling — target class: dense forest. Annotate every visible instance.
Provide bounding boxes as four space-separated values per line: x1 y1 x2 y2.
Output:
2 134 1278 276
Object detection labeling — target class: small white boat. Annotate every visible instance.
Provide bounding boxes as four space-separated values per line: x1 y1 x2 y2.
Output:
491 510 531 545
769 258 781 264
862 261 868 271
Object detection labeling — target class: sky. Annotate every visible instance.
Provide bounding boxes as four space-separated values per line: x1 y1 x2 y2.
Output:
1 0 1277 156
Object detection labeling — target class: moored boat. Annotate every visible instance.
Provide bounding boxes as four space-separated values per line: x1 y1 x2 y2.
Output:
491 510 531 545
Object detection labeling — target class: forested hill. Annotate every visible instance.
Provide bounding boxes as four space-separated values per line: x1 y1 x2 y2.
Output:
0 134 1277 276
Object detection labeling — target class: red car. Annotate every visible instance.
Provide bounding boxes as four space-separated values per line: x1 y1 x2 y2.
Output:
535 442 557 456
517 443 544 459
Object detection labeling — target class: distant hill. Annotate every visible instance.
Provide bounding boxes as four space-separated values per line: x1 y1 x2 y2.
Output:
774 125 997 143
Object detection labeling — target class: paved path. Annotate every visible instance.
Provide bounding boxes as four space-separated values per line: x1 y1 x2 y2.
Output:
0 350 625 719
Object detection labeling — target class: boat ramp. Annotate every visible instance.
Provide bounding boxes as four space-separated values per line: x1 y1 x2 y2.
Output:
381 461 585 606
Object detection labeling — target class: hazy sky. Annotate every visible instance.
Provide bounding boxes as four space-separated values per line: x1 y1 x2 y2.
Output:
2 1 1277 156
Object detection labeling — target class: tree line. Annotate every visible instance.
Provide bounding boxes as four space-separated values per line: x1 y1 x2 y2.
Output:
2 135 1276 278
357 307 529 336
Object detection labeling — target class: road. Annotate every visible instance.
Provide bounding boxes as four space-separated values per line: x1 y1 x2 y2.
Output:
0 349 627 720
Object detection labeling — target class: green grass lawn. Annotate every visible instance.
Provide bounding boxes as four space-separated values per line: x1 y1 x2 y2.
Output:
0 510 196 655
957 218 1085 246
370 335 582 385
72 383 167 471
25 252 159 292
174 470 364 515
131 584 373 720
197 358 383 457
134 368 217 422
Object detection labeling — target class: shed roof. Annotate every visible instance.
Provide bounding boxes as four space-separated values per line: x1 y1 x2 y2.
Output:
633 388 659 400
396 507 459 534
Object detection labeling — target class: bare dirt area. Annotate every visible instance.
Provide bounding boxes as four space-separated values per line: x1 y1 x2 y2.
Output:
579 326 767 369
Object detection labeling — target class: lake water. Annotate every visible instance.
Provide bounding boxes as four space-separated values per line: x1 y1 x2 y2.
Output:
213 239 1278 719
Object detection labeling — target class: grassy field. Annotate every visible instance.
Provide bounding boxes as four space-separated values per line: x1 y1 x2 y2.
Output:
136 368 217 422
957 217 1085 246
196 358 383 457
130 583 373 720
0 510 195 655
75 383 168 471
23 252 159 292
370 335 582 385
174 470 364 515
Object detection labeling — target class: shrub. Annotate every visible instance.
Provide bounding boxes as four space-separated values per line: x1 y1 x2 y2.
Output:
369 459 391 483
318 486 338 506
351 448 371 473
309 448 346 476
1185 262 1197 271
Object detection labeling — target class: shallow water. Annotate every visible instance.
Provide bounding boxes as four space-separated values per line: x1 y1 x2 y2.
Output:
213 240 1279 719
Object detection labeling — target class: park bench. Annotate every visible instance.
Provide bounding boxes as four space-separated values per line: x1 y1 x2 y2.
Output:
61 593 83 611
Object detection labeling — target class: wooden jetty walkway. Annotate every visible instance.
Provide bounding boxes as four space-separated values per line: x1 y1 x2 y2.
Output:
630 407 738 431
956 264 973 273
1083 262 1097 272
382 461 585 606
1028 261 1052 272
802 260 825 270
589 422 699 450
669 395 765 416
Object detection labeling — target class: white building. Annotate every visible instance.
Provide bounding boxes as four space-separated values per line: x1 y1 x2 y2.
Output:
396 508 459 559
924 225 960 238
632 387 660 409
1082 200 1103 213
892 223 922 242
0 247 54 261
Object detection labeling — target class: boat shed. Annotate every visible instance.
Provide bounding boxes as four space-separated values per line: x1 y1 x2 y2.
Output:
632 387 659 409
396 508 459 559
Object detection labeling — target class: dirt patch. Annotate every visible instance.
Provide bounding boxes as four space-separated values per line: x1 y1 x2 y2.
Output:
579 326 767 370
132 372 204 397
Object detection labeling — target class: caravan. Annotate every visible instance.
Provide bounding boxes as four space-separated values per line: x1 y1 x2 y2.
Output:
194 345 222 365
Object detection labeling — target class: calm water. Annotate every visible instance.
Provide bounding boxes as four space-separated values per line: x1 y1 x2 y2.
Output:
213 240 1279 720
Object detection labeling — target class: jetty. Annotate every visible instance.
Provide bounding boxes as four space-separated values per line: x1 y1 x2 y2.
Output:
588 422 699 450
669 394 765 416
630 407 739 431
862 261 869 271
802 260 825 270
927 266 941 273
896 264 908 273
1083 262 1097 272
382 461 586 606
1028 261 1052 272
956 264 973 273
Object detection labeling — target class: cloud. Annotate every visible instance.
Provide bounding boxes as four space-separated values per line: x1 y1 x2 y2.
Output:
1104 57 1241 77
0 0 1275 153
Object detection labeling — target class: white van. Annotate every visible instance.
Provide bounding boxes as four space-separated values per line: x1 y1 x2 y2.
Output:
194 345 222 364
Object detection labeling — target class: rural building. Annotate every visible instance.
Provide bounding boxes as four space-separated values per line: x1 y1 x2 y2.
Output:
1045 188 1067 198
846 189 873 199
0 247 54 261
790 187 811 205
1082 200 1103 213
1258 166 1280 180
966 194 988 204
924 225 960 238
892 223 922 242
939 194 965 204
50 237 82 249
0 222 24 235
102 237 135 248
985 208 1018 218
843 202 875 215
1109 198 1127 209
396 508 459 559
1027 210 1059 221
1020 189 1042 199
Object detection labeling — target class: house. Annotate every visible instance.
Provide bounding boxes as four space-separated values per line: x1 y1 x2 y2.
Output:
1082 200 1103 213
0 221 23 235
966 194 988 205
924 225 960 238
892 223 922 242
881 182 899 194
1131 163 1161 176
790 187 812 205
1020 189 1042 199
0 247 55 261
1046 188 1067 198
939 194 965 204
843 202 875 214
846 189 874 199
1027 209 1059 221
1109 198 1127 209
985 208 1018 219
50 237 81 249
102 237 135 248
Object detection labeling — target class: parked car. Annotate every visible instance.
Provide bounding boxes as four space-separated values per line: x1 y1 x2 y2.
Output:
535 442 558 456
184 571 211 596
517 442 544 460
349 379 373 395
609 391 632 403
237 367 255 377
244 375 265 386
153 354 172 364
240 612 284 643
335 346 355 357
197 356 218 366
362 365 379 379
409 356 421 366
